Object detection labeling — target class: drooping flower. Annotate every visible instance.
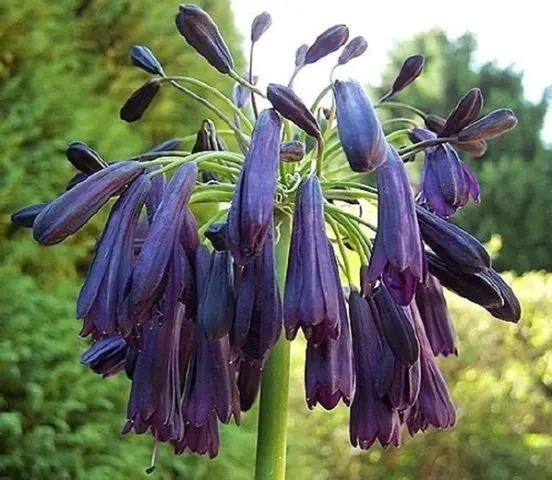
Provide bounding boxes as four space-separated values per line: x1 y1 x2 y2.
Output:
457 108 518 142
80 335 128 377
130 45 165 76
364 147 425 305
128 163 197 329
415 275 458 356
33 161 144 245
333 79 387 172
228 109 282 265
172 412 220 458
417 130 480 218
349 291 401 449
284 175 343 345
237 360 263 412
77 174 151 338
11 203 49 228
233 226 282 361
406 302 456 433
337 36 368 65
422 117 488 157
482 269 522 322
120 80 161 123
416 204 490 274
66 141 108 173
388 54 425 97
305 253 353 410
175 4 234 74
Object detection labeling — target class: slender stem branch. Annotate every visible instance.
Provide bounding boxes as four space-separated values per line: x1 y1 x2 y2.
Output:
326 213 354 287
288 66 301 88
382 117 419 128
255 212 292 480
386 129 411 143
398 136 456 155
325 203 377 232
249 47 259 119
374 101 427 119
315 137 325 176
310 83 332 113
229 69 267 98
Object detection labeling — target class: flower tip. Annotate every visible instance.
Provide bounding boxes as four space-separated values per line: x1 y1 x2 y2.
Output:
251 11 272 43
130 44 164 76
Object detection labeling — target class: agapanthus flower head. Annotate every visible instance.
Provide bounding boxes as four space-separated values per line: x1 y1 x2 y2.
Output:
120 80 161 123
337 36 368 65
228 109 282 265
130 45 165 76
304 24 349 65
284 175 343 345
267 84 321 138
416 204 490 274
66 141 108 173
439 88 483 137
415 275 457 356
81 335 128 377
33 161 144 245
417 131 480 218
251 11 272 43
175 4 234 74
333 79 387 172
349 291 401 449
364 147 425 305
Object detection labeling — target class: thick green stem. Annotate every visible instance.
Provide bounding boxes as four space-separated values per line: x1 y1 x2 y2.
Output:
255 212 292 480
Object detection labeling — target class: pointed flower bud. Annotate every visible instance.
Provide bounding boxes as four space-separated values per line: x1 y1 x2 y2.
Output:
81 335 128 377
234 227 282 361
304 24 349 65
33 161 143 245
172 412 219 458
11 203 49 228
305 258 353 410
406 302 456 433
130 45 165 76
457 108 518 142
66 141 108 173
422 119 488 157
267 84 320 138
120 80 160 123
371 284 420 366
175 4 234 74
333 79 387 172
390 54 425 95
349 291 401 449
228 109 282 265
251 12 272 43
337 36 368 65
416 205 490 273
439 88 483 138
77 175 151 338
295 44 308 67
364 147 425 305
279 140 305 162
418 134 480 218
483 269 522 322
237 360 263 412
415 275 457 356
284 175 343 345
427 252 504 309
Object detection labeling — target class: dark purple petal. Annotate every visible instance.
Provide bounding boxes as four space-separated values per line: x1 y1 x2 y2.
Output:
175 5 234 74
279 141 305 162
304 25 349 65
120 80 161 123
439 88 483 137
482 270 522 322
172 412 220 458
415 275 457 356
228 109 282 265
284 176 342 345
390 54 425 95
267 84 320 138
33 161 144 245
237 359 263 412
334 80 387 172
457 108 518 142
349 291 401 449
11 203 49 228
81 335 128 377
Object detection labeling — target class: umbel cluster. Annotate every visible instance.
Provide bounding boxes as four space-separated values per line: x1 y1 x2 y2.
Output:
12 3 520 467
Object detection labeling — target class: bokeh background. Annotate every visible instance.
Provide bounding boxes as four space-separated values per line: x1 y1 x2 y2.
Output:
1 1 551 478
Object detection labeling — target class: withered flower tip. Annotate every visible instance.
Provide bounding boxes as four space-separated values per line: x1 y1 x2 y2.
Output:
130 45 165 76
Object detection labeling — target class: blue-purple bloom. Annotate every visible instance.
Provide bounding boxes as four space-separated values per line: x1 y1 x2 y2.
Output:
130 45 165 76
228 109 282 265
80 335 128 377
364 147 425 305
337 36 368 65
11 203 49 228
284 175 343 345
304 25 349 65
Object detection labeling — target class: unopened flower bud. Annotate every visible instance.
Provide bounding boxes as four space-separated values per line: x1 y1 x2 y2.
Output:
390 54 425 95
295 44 308 67
66 141 108 173
457 109 518 142
120 80 160 123
11 203 49 228
251 12 272 43
439 88 483 137
130 45 164 76
279 141 305 162
175 4 234 74
337 36 368 65
304 25 349 65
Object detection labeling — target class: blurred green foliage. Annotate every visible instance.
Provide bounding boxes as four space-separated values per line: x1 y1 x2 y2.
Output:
376 29 552 273
1 4 551 479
